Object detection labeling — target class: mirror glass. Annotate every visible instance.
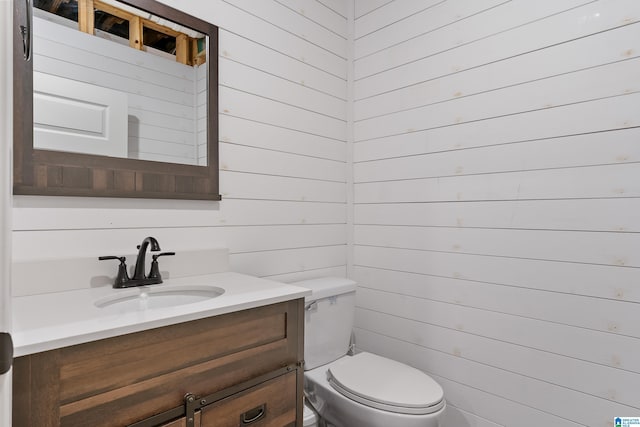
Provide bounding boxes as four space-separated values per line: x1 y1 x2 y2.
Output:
31 0 208 166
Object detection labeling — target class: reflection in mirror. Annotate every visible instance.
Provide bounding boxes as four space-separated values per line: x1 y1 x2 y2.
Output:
32 0 208 166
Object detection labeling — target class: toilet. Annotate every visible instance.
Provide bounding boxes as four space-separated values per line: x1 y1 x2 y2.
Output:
303 400 319 427
294 277 446 427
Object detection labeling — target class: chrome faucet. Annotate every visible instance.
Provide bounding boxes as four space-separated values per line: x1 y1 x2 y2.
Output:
99 237 175 288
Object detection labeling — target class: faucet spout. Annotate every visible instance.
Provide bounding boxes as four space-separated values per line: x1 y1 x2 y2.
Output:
132 236 161 280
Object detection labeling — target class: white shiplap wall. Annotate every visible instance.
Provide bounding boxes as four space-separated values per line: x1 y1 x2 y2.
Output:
352 1 640 427
12 0 348 289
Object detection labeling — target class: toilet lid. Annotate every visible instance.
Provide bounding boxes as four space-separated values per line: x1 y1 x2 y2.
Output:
327 352 445 415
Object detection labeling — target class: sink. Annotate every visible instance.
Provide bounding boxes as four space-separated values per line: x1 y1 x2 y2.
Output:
94 285 225 312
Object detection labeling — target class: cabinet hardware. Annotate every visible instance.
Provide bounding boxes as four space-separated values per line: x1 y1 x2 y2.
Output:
20 0 32 61
240 403 266 425
0 332 13 374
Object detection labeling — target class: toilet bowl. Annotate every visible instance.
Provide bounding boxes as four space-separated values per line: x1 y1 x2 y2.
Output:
306 352 445 427
293 277 446 427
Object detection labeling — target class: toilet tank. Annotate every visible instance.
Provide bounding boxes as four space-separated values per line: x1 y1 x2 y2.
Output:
292 277 357 371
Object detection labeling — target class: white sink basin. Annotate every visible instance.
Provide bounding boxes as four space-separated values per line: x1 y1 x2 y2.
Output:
94 285 225 312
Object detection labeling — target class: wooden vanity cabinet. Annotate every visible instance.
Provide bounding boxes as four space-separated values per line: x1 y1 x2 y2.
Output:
13 299 304 427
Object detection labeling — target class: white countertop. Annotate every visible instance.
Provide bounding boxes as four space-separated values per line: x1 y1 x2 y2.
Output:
12 272 311 357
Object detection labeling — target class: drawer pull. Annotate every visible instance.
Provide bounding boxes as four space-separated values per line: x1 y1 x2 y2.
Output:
241 404 266 425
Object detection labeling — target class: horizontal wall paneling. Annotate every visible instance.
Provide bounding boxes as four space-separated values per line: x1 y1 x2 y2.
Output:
219 30 346 100
275 0 348 38
354 0 508 59
221 87 346 142
355 59 640 141
353 265 640 342
355 198 640 232
354 224 640 267
354 0 392 20
225 0 347 58
354 244 640 306
220 143 346 182
354 129 640 182
354 0 618 81
355 163 640 203
220 57 347 121
217 0 346 79
355 1 639 98
229 245 346 277
220 115 346 162
355 23 640 120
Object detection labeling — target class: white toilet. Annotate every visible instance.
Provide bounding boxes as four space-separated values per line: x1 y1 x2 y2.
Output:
294 277 446 427
303 400 319 427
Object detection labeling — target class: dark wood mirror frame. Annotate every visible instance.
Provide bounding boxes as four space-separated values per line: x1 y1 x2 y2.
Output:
13 0 220 200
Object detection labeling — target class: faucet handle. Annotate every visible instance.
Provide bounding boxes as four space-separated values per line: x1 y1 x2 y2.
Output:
149 252 175 281
98 256 130 287
98 255 125 262
152 252 176 260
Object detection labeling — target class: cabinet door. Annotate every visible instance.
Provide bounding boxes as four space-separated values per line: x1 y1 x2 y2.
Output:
200 372 296 427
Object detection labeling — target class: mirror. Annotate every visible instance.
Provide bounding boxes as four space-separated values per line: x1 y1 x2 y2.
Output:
13 0 220 200
32 0 209 166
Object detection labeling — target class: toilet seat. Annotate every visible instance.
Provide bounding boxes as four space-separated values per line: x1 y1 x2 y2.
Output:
327 352 445 415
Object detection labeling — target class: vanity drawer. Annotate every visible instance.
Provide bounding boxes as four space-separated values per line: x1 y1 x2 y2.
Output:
200 371 297 427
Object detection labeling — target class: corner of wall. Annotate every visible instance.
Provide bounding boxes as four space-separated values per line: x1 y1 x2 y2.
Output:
346 0 356 280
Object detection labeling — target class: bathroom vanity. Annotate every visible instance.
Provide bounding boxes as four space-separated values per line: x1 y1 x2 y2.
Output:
11 271 309 427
